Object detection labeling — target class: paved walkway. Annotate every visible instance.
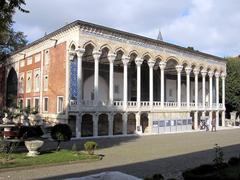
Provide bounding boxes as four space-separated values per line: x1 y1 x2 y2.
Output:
0 128 240 180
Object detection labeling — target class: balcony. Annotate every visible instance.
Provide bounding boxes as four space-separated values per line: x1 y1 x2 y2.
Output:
69 100 224 112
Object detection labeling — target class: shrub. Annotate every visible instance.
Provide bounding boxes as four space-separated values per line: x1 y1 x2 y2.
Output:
228 157 240 166
72 143 77 152
18 126 44 139
51 124 72 151
213 144 225 169
84 141 97 155
144 173 164 180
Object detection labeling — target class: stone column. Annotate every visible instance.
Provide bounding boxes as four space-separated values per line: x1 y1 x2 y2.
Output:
221 73 226 126
75 113 82 138
108 113 114 136
135 112 141 134
93 113 98 137
176 65 183 107
194 111 198 130
122 56 130 109
185 67 192 108
193 68 199 108
93 51 101 106
208 71 214 109
159 62 166 107
135 58 143 108
108 53 116 106
148 59 155 107
201 70 207 109
123 112 128 135
76 48 85 110
215 72 220 128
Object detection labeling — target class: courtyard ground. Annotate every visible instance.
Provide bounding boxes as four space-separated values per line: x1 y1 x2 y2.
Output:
0 128 239 179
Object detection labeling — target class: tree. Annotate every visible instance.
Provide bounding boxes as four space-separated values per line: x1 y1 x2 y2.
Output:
51 124 72 151
0 0 29 43
0 0 29 62
225 57 240 114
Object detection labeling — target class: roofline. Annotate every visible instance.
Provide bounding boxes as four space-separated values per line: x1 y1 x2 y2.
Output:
11 20 225 62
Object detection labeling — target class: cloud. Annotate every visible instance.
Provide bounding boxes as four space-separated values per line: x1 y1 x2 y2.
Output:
13 0 240 57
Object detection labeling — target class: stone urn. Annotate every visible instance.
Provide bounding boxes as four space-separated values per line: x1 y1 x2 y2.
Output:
25 140 44 157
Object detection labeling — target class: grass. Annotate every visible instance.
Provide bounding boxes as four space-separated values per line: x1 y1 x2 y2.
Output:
0 150 100 169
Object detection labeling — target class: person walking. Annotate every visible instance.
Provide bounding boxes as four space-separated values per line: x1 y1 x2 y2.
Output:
212 118 216 132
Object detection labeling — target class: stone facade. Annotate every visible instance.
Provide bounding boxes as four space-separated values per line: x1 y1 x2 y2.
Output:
2 20 227 137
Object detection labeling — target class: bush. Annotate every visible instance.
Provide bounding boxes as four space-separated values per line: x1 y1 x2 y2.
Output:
51 124 72 151
228 157 240 166
18 126 44 139
84 141 97 155
144 173 164 180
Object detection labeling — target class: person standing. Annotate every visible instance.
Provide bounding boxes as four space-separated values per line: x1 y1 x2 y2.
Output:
212 118 216 132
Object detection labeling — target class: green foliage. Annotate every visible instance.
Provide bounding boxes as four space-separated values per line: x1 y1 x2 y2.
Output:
225 57 240 113
84 141 97 155
51 124 72 151
213 144 225 169
0 0 28 62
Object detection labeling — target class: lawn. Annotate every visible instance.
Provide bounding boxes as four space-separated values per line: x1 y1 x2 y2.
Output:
0 150 100 169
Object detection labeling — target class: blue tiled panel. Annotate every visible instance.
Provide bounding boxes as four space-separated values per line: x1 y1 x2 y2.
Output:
70 59 78 100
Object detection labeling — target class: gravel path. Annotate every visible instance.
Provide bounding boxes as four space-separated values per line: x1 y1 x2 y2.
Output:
0 128 240 180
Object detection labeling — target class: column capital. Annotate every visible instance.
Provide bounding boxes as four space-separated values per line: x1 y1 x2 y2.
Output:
108 53 116 64
92 51 101 60
175 65 183 73
122 56 130 65
159 61 166 70
68 50 76 60
148 59 155 68
193 68 200 76
76 48 85 57
215 72 220 78
135 58 143 66
185 67 192 75
221 72 226 79
201 69 207 77
208 71 214 78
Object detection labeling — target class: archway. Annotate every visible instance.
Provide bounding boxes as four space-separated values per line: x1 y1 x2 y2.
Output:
6 68 18 107
81 114 93 137
140 113 149 133
127 113 136 134
98 113 108 136
165 59 178 102
113 113 123 135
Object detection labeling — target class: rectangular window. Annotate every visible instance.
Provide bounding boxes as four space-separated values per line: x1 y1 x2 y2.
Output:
20 60 25 67
26 98 31 108
43 97 48 112
44 75 48 91
27 57 32 65
35 53 41 63
19 73 24 93
18 99 23 109
26 71 32 93
34 69 40 92
57 96 64 113
44 50 50 65
34 97 40 112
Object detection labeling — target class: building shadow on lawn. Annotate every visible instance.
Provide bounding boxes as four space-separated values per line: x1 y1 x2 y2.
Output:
41 135 140 152
39 143 240 180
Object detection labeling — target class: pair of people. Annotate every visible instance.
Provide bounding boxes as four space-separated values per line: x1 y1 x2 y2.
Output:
205 117 216 132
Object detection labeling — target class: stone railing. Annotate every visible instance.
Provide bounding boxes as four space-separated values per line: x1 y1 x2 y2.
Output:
68 100 225 111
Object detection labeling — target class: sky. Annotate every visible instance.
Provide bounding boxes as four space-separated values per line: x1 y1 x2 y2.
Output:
13 0 240 57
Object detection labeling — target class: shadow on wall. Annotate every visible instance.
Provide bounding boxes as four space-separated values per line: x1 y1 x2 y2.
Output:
38 143 240 179
47 106 140 151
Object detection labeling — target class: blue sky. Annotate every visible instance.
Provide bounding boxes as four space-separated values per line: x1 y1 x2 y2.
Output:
13 0 240 57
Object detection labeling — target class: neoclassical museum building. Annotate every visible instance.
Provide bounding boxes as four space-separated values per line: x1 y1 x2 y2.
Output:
0 20 227 137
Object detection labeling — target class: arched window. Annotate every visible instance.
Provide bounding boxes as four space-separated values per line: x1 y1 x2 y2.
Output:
26 71 32 93
34 69 40 92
